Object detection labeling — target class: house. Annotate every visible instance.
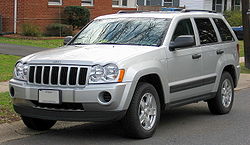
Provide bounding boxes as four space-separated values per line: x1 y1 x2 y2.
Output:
0 0 242 34
0 0 137 34
137 0 242 12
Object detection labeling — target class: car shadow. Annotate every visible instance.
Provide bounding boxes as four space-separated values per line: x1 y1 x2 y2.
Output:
12 102 218 145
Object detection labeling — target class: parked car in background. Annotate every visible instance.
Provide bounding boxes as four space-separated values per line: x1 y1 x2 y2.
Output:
9 10 240 139
161 7 183 11
232 26 243 40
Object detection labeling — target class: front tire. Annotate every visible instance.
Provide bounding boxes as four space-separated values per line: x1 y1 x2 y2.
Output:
21 116 57 131
207 72 234 115
121 82 161 139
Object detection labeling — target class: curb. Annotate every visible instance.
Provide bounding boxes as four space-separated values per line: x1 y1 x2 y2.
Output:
0 121 86 144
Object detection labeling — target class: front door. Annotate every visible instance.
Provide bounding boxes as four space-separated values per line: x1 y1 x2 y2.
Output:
167 19 203 102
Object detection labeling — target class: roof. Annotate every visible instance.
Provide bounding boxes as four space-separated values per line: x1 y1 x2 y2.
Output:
95 10 224 20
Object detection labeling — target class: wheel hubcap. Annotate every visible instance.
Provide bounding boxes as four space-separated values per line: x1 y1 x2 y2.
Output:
138 93 157 130
221 79 233 108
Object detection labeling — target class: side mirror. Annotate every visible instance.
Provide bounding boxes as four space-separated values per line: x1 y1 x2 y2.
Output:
64 36 73 45
169 35 195 51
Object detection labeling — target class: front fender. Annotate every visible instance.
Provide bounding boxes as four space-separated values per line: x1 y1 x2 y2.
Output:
117 60 169 110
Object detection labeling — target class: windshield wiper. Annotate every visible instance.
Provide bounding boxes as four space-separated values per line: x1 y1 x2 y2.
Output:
69 43 88 45
96 42 123 45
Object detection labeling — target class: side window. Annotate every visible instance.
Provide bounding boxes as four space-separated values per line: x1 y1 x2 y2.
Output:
172 19 194 41
194 18 218 44
213 18 234 41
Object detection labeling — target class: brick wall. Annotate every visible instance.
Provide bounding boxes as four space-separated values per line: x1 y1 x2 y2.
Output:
0 0 136 34
0 0 14 33
16 0 81 33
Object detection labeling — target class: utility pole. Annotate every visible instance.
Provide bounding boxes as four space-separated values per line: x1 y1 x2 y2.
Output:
242 0 250 68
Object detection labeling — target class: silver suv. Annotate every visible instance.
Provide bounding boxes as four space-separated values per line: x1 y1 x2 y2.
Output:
9 10 240 138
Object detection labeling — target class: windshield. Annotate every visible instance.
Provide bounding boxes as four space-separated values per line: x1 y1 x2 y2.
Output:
71 18 171 46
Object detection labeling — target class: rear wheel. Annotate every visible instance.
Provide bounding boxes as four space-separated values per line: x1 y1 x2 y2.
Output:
207 72 234 115
121 82 160 139
21 116 57 131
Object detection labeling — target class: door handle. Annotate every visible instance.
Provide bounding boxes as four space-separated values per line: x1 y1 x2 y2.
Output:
216 49 224 55
192 54 202 59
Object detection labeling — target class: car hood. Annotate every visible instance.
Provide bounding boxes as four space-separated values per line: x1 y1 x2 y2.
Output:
22 45 158 65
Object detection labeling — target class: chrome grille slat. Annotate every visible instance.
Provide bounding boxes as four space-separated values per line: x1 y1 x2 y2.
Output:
34 66 37 85
76 66 80 86
49 66 52 85
41 66 44 85
28 65 88 87
57 66 62 86
66 66 71 86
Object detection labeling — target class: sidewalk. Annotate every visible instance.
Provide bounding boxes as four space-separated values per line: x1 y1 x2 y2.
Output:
0 43 49 56
240 57 244 63
240 57 245 63
0 81 9 92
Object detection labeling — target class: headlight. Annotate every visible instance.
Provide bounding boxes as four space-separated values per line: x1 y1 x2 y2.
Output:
89 65 104 82
14 62 28 81
89 63 121 83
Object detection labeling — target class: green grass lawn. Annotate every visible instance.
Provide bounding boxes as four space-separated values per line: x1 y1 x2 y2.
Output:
239 41 244 57
0 92 20 124
0 54 21 82
0 37 63 48
240 63 250 74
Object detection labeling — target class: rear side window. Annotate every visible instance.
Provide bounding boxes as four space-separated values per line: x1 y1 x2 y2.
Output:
195 18 218 44
213 18 234 41
172 19 194 41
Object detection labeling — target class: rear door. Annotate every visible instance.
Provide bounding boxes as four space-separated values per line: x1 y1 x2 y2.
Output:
194 18 226 93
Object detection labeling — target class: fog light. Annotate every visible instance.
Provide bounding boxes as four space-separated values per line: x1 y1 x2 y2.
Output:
98 91 112 104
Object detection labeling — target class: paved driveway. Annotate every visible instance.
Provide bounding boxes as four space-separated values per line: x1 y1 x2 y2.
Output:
0 43 49 56
2 88 250 145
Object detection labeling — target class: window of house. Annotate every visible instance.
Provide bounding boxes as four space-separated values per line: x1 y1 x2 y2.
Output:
122 0 127 6
213 18 234 41
48 0 62 5
113 0 127 7
212 0 223 12
82 0 93 6
144 0 151 6
113 0 119 5
172 19 194 41
164 0 173 7
234 0 241 10
195 18 218 44
224 0 227 11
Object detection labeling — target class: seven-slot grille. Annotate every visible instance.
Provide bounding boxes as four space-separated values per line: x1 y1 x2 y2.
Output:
28 65 88 86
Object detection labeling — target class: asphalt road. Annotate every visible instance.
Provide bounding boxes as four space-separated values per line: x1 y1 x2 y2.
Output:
2 88 250 145
0 43 48 56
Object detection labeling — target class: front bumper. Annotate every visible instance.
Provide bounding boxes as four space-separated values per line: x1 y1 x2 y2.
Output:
9 79 132 121
14 104 126 121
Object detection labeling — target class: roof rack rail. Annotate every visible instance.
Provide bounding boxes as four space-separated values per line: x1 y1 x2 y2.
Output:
181 9 217 13
117 10 149 14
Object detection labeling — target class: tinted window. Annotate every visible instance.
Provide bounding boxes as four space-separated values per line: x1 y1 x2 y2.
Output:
172 19 194 41
213 18 234 41
195 18 218 44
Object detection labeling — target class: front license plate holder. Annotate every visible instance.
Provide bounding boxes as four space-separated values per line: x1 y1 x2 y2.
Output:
38 90 61 104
